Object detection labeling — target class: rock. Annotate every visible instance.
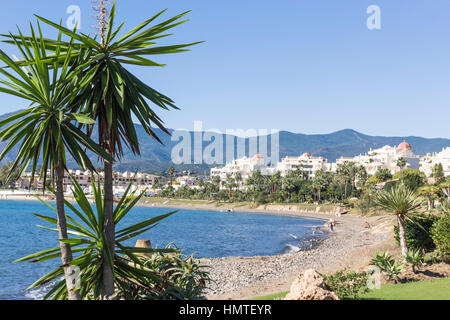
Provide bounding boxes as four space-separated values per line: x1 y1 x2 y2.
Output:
135 239 152 258
284 269 339 300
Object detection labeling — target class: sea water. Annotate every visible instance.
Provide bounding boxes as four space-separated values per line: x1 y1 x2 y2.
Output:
0 200 326 299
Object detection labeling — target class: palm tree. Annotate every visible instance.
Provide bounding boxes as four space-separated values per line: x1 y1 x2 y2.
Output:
312 171 326 201
235 172 243 191
0 24 111 299
439 181 450 199
396 157 407 171
418 185 440 210
374 184 421 257
8 3 201 298
168 165 175 186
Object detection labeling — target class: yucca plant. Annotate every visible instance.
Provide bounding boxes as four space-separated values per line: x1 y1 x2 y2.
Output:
417 185 440 211
126 244 211 300
374 183 421 256
370 251 403 282
405 248 424 273
2 2 202 298
0 23 112 300
15 174 177 300
383 260 403 283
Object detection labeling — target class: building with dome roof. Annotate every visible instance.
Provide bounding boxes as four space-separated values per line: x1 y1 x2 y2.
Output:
335 142 420 175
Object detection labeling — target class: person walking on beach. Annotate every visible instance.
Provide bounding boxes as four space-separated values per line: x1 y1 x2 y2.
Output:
328 218 335 232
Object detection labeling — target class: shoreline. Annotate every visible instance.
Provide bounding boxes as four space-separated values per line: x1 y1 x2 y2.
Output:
0 193 394 300
202 214 394 300
0 192 346 221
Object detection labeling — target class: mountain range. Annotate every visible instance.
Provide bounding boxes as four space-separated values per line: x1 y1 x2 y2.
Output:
0 110 449 174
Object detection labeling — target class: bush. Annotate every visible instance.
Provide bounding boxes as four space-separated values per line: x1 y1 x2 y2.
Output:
323 270 369 299
394 214 439 252
370 252 403 282
118 244 211 300
255 192 268 205
439 198 450 214
393 169 426 191
431 212 450 261
405 248 424 273
424 250 443 265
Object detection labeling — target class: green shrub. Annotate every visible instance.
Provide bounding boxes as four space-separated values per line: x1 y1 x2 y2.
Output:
117 244 211 300
431 212 450 261
405 248 424 273
439 198 450 214
394 214 438 252
393 169 426 191
370 252 403 282
424 250 443 265
323 270 369 299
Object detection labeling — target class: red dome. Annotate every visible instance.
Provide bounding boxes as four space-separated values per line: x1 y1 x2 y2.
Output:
254 154 263 159
303 152 311 157
398 141 412 150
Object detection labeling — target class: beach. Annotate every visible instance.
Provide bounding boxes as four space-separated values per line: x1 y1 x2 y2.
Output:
0 191 395 300
138 200 394 300
202 214 394 300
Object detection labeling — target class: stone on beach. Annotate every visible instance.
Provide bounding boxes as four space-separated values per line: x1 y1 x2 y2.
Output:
135 239 152 258
284 269 339 300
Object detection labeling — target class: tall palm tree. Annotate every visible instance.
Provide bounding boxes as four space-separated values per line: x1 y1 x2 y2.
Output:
374 184 421 257
0 24 111 299
6 4 201 299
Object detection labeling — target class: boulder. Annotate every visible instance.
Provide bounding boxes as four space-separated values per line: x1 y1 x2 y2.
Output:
284 269 339 300
135 239 152 258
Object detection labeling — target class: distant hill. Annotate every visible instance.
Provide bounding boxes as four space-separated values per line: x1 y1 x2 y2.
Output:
0 110 449 174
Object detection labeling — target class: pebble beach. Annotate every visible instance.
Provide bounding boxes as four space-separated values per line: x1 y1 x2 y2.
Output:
201 214 393 300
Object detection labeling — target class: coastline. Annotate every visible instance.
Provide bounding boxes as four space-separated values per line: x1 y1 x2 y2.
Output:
203 214 394 300
1 191 344 221
0 192 394 300
137 199 394 300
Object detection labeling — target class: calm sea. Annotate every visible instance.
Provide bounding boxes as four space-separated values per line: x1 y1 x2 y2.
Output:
0 200 325 299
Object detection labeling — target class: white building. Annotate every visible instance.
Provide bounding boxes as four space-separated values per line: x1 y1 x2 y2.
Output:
276 153 331 180
335 142 420 175
210 154 275 182
15 169 159 192
420 147 450 177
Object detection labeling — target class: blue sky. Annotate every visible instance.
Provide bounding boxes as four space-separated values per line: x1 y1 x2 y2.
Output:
0 0 449 138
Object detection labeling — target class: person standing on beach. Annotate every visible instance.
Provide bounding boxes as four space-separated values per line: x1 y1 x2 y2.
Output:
329 218 335 232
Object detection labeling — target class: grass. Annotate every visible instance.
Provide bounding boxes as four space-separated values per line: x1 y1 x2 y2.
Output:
250 291 289 300
359 277 450 300
251 277 450 300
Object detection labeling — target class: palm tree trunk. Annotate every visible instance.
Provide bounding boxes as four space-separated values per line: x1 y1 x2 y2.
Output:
102 151 116 299
56 162 81 300
397 214 408 257
427 196 433 211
